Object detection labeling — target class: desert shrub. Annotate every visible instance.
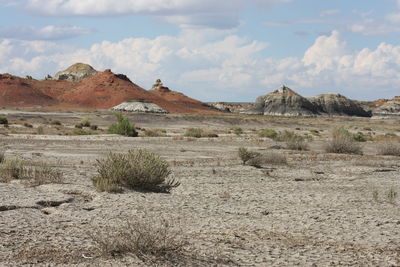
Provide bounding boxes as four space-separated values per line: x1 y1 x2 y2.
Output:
92 149 179 193
143 129 166 137
75 124 83 129
275 130 296 142
325 127 362 155
230 126 243 136
91 218 186 262
238 147 260 165
90 125 98 130
258 128 278 139
203 132 218 138
387 187 398 203
377 142 400 156
51 120 62 126
108 113 138 137
0 159 25 182
0 159 62 184
80 118 91 127
285 134 309 151
37 126 44 135
0 116 8 125
73 129 94 135
184 128 203 138
247 152 287 168
353 132 371 142
0 150 4 163
23 123 33 128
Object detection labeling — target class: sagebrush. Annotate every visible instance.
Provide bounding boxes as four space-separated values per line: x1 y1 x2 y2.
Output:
92 149 179 193
238 147 260 165
377 142 400 156
325 127 362 155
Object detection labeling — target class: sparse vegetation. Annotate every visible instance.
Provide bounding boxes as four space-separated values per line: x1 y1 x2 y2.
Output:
23 123 33 128
247 152 287 168
387 188 397 204
80 118 91 127
184 128 203 138
91 218 187 263
377 142 400 156
238 147 260 165
285 134 309 151
230 126 243 136
37 126 44 135
258 128 278 139
0 150 4 163
108 113 138 137
73 129 95 135
325 127 362 155
92 149 179 193
0 116 8 125
51 120 62 126
0 159 61 185
90 125 98 131
353 132 372 142
143 128 166 137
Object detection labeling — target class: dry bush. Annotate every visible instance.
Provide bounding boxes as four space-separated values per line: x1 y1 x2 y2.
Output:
377 142 400 156
0 150 4 164
0 159 62 185
184 128 203 138
258 128 278 139
238 147 260 165
230 126 243 136
247 152 287 168
285 135 309 151
91 218 187 263
325 127 362 155
92 149 180 193
143 128 166 137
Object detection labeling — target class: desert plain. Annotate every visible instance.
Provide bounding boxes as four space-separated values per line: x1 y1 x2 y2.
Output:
0 110 399 266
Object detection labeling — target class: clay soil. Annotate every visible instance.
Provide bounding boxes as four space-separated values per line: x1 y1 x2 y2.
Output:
0 110 399 266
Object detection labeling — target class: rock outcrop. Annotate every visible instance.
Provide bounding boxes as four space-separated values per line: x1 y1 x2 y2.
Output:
244 86 319 117
54 63 99 82
208 102 253 113
112 100 168 113
149 79 220 114
373 96 400 116
309 93 371 117
0 74 57 107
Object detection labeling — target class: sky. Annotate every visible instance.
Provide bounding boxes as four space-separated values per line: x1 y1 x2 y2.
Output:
0 0 400 102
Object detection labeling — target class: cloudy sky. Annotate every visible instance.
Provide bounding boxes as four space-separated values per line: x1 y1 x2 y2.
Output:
0 0 400 101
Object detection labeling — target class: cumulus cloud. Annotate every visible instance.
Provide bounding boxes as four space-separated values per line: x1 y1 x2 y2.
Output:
0 25 94 40
1 31 400 101
23 0 289 29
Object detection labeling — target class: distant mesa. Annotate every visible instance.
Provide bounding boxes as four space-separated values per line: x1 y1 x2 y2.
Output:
309 93 371 117
373 96 400 117
244 86 319 117
243 86 372 117
54 63 99 82
112 99 168 114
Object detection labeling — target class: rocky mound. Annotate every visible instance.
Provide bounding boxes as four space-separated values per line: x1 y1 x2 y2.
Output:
373 96 400 116
309 93 371 117
0 74 57 107
57 69 168 109
112 100 168 113
244 86 319 117
54 63 99 82
208 102 253 113
149 79 219 114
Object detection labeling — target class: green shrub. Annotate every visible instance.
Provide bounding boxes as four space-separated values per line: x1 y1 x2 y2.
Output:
377 142 400 156
0 117 8 125
325 127 362 155
108 113 138 137
238 147 260 165
230 126 243 136
258 128 278 139
80 118 91 127
92 149 179 193
184 128 203 138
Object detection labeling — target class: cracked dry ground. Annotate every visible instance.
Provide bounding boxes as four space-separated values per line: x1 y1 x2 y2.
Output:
0 131 399 266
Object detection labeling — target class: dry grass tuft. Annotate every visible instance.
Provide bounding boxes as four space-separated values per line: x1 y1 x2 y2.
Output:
247 152 287 168
238 147 260 165
377 142 400 157
325 127 362 155
92 149 180 193
91 218 187 264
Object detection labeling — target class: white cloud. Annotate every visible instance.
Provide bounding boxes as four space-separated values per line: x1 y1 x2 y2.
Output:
320 9 341 17
348 19 400 35
1 31 400 101
0 25 94 40
23 0 289 29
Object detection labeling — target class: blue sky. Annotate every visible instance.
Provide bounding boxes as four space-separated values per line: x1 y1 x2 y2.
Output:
1 0 400 101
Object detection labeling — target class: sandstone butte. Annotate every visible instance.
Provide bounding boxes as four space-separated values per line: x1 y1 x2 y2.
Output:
0 69 220 114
